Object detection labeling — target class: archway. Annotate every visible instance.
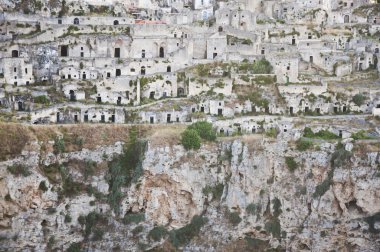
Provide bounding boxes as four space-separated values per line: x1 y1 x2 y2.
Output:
74 18 79 25
159 47 165 58
141 66 146 75
113 20 119 25
12 50 18 58
69 90 76 101
167 66 171 72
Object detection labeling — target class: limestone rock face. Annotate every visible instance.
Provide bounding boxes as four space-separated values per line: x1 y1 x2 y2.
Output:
0 137 379 251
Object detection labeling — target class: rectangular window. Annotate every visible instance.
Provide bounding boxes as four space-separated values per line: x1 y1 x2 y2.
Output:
114 48 120 58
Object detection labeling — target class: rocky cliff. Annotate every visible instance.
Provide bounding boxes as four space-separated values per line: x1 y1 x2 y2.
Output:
0 124 379 251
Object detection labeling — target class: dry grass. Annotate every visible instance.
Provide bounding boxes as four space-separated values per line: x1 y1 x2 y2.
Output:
147 124 186 148
0 123 188 160
0 123 31 161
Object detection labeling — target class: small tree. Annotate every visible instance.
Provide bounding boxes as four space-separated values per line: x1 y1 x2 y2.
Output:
352 93 367 107
181 129 201 150
188 121 216 141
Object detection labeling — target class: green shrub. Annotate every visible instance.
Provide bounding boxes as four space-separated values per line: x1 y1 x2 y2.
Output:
352 93 367 106
313 169 333 198
296 139 313 151
123 213 145 225
79 211 107 239
331 143 351 168
303 127 339 140
226 210 242 226
53 136 65 154
7 164 31 177
34 95 50 105
188 121 216 141
364 212 380 234
246 203 262 215
39 181 48 192
148 226 168 241
272 198 282 217
351 130 373 140
252 59 273 74
202 183 224 201
265 128 278 138
181 129 201 150
169 215 207 248
60 174 84 198
132 225 144 235
92 228 104 241
107 126 146 214
285 157 298 172
264 218 281 238
64 214 72 223
245 237 270 250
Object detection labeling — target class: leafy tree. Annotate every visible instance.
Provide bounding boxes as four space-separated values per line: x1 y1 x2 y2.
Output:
181 129 201 150
188 121 216 141
352 93 367 106
252 59 273 74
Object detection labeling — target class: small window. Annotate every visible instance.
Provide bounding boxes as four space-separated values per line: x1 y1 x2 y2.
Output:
25 68 28 74
14 67 16 72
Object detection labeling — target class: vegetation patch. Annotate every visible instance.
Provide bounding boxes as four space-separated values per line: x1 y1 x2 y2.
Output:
202 183 224 201
107 126 146 215
303 127 339 140
296 138 313 151
351 130 375 140
331 143 352 168
364 212 380 234
226 210 242 226
78 211 108 241
285 157 298 172
181 129 201 150
7 164 31 177
169 215 207 248
148 226 168 241
352 93 367 106
123 213 145 225
188 121 217 141
264 218 281 239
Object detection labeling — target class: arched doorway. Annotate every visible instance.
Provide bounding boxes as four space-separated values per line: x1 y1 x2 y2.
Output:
18 101 23 111
11 50 19 58
141 66 146 75
69 90 76 101
167 66 171 72
113 20 119 25
159 47 164 58
74 18 79 25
